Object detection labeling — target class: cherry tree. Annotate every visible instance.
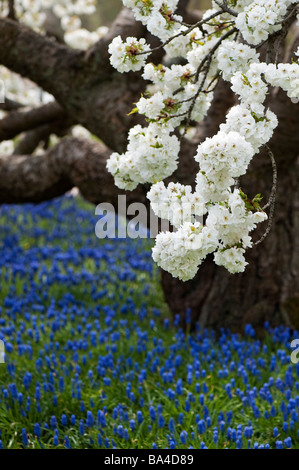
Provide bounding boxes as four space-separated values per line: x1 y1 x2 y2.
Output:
0 0 298 330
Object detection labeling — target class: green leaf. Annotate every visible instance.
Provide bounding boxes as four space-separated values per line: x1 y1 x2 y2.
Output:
127 107 139 116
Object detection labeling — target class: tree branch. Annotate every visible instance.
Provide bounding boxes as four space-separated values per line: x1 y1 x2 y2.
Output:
0 17 84 103
8 0 16 21
13 120 73 155
0 102 67 141
0 97 24 111
195 78 236 140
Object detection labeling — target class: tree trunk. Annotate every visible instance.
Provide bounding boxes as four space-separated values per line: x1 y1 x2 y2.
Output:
0 6 298 333
161 88 299 333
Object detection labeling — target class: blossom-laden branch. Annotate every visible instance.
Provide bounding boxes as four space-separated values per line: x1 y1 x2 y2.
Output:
0 17 84 103
106 0 299 279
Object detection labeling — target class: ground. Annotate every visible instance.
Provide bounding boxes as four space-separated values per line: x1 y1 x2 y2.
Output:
0 196 298 449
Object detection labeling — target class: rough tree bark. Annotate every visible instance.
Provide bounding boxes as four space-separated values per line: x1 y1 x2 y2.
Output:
0 3 298 332
162 86 299 332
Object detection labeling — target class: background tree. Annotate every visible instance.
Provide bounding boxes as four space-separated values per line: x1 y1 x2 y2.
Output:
0 0 298 331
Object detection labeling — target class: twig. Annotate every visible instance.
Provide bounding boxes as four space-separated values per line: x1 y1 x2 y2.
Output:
136 9 227 56
8 0 16 21
213 0 238 17
0 98 25 111
254 145 277 246
194 27 237 82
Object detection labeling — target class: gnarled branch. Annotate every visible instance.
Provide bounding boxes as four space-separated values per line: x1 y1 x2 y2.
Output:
0 17 84 103
0 137 148 206
0 97 24 111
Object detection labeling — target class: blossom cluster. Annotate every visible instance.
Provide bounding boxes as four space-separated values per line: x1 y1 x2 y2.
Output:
235 0 298 45
195 131 254 186
231 62 299 114
138 64 214 128
64 26 108 50
0 65 54 110
152 221 218 281
219 105 278 153
106 0 299 280
151 189 267 278
122 0 182 41
108 37 150 73
107 123 180 190
0 140 14 156
264 63 299 99
147 181 206 228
